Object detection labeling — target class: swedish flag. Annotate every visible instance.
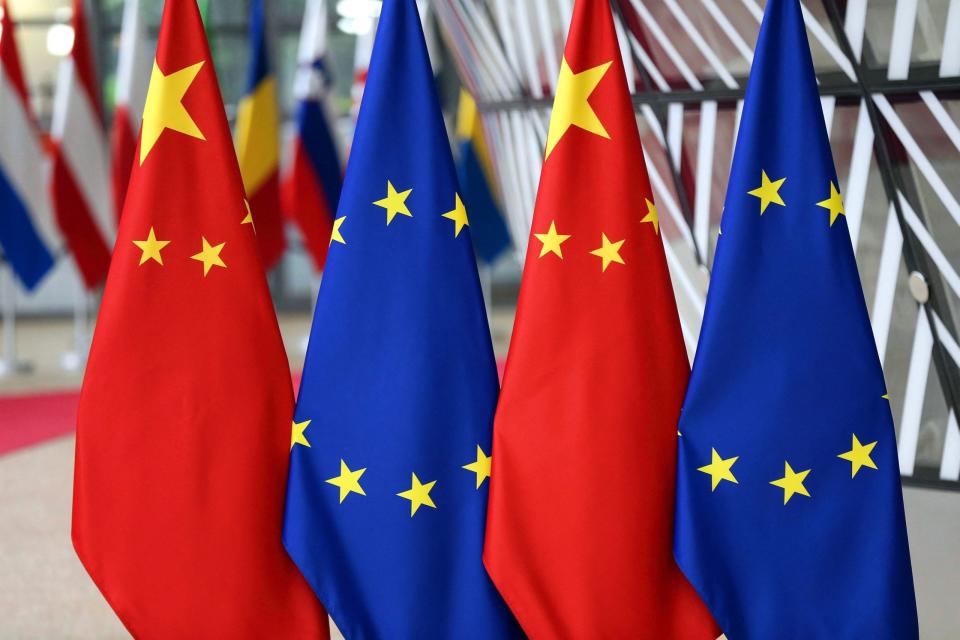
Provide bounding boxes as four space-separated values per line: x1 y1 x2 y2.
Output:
672 1 918 638
282 2 520 638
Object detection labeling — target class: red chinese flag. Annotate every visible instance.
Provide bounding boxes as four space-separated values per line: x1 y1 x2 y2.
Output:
71 2 328 637
483 0 719 637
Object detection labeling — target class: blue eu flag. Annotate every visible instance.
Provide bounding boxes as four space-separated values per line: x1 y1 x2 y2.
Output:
282 2 520 638
673 1 918 638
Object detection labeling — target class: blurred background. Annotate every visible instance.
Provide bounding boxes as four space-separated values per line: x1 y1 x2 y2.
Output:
1 0 960 637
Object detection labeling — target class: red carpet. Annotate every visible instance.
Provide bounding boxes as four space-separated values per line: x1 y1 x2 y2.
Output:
0 390 80 457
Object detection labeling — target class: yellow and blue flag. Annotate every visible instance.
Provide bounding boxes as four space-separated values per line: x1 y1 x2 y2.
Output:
282 2 520 638
455 91 510 265
673 1 918 638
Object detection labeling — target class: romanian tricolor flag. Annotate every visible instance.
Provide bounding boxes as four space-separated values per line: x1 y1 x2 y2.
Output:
235 0 286 270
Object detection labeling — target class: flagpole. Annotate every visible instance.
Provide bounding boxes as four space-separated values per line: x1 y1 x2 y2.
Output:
60 269 89 371
0 260 31 377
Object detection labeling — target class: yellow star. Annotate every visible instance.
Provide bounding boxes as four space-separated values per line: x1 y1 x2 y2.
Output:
589 233 625 272
325 459 367 503
132 227 171 266
241 199 255 231
533 220 571 259
397 472 436 517
140 60 206 165
748 170 786 215
838 434 878 478
291 419 311 449
462 445 492 489
697 448 739 491
330 216 347 245
373 180 413 225
770 461 811 505
545 58 612 158
190 237 226 276
641 198 659 235
442 194 470 237
817 181 845 227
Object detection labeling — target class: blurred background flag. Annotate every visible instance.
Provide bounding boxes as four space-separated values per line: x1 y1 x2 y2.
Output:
454 90 510 265
0 0 57 291
109 0 151 220
281 1 520 637
235 0 285 270
71 0 328 636
50 0 114 289
282 0 342 273
672 1 918 637
482 0 718 636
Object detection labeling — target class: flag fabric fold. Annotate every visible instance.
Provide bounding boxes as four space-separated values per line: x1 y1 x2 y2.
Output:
51 0 114 289
482 0 717 637
235 0 286 270
0 0 58 290
672 1 918 638
282 0 343 272
110 0 152 220
282 1 520 637
72 1 327 636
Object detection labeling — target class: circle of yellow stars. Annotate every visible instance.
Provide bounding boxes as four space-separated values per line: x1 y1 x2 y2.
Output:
290 419 492 518
695 430 881 505
746 169 846 228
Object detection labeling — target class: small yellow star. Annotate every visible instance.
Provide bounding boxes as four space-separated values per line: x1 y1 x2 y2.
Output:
190 237 226 276
816 181 845 226
748 170 786 215
325 459 367 503
641 198 659 235
373 180 413 225
838 434 878 478
770 461 811 505
545 58 612 158
697 448 739 491
462 445 492 489
140 60 206 164
397 473 436 517
533 220 571 259
589 233 625 272
241 199 255 231
291 419 311 449
330 216 347 245
132 227 171 266
442 194 470 237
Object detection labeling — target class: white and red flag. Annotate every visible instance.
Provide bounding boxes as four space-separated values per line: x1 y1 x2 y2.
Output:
51 0 115 289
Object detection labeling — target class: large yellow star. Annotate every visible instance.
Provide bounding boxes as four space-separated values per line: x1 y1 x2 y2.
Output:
442 194 470 237
545 58 612 158
697 448 739 491
748 170 786 215
291 419 311 449
132 227 170 266
589 233 625 272
817 180 846 227
533 220 571 259
373 181 413 225
641 198 659 235
770 461 811 505
397 473 436 517
330 216 347 245
140 60 206 165
325 459 367 503
190 237 226 276
838 434 878 477
462 445 492 489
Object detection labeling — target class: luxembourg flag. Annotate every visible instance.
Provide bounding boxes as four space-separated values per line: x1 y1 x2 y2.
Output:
0 0 58 291
109 0 151 219
50 0 115 289
281 0 342 271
